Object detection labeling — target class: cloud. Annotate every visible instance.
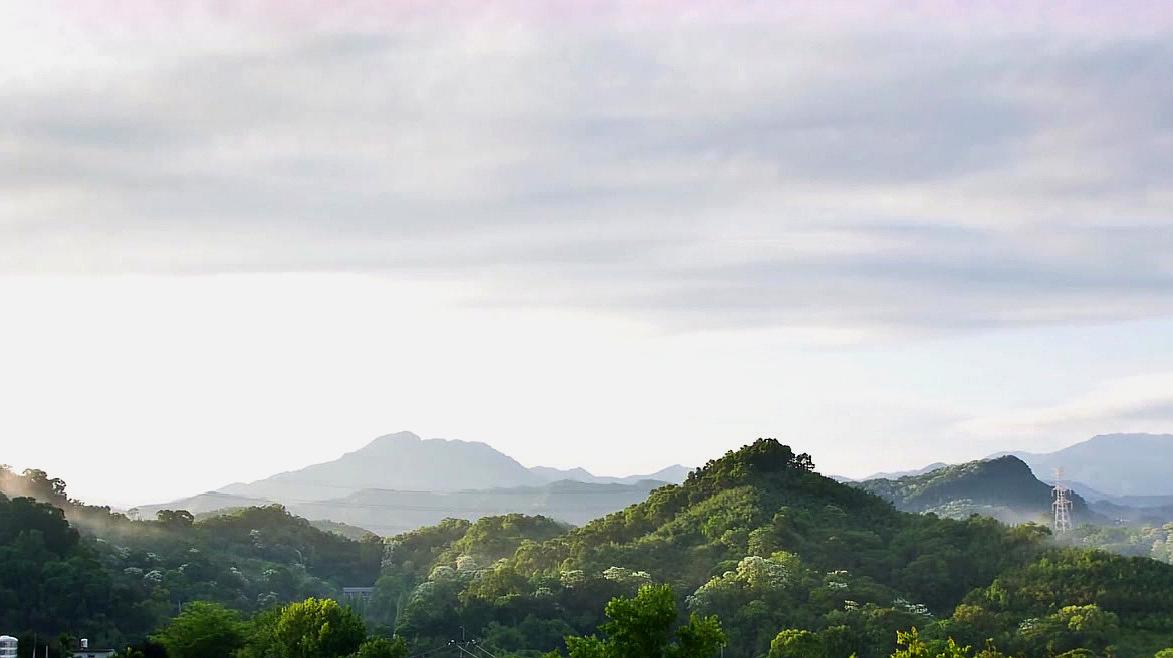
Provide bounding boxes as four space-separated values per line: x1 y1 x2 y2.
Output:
2 3 1172 334
957 372 1173 440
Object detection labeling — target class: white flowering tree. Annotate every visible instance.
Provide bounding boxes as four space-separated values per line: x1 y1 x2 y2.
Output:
685 553 816 657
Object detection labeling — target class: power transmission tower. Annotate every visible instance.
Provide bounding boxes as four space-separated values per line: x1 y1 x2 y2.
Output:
1052 467 1073 535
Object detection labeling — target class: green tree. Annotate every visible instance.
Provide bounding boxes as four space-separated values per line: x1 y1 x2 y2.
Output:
351 636 408 658
155 509 195 529
151 601 246 658
1018 604 1119 655
565 584 725 658
891 628 971 658
273 597 367 658
769 629 824 658
237 607 281 658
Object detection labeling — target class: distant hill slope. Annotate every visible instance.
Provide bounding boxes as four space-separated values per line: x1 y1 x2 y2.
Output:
0 466 385 644
855 455 1095 525
133 491 274 518
141 431 688 533
860 462 949 481
528 463 690 485
218 431 689 503
286 479 666 536
220 431 546 501
996 433 1173 497
375 439 1173 658
139 479 666 536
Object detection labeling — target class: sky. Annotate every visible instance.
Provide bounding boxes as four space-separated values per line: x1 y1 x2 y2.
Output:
2 2 1173 507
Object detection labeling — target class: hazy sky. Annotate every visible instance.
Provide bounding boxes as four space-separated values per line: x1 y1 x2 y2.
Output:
3 2 1173 507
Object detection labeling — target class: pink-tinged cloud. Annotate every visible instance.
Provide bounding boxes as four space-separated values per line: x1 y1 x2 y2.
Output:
50 0 1173 35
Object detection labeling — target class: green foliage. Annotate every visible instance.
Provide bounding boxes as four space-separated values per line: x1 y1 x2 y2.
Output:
965 549 1173 626
769 629 824 658
351 636 408 658
268 597 367 658
155 510 195 530
891 628 974 658
151 601 246 658
0 466 384 644
444 515 568 565
349 439 1173 658
1069 523 1173 564
0 491 148 646
9 441 1173 658
563 584 724 658
855 456 1090 525
235 598 397 658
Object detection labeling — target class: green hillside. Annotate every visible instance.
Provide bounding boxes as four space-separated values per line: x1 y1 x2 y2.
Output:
369 440 1173 657
855 455 1095 525
0 465 382 651
5 442 1173 658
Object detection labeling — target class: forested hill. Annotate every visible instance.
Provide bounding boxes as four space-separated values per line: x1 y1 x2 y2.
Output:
855 455 1096 525
0 465 382 651
5 442 1173 658
366 439 1173 658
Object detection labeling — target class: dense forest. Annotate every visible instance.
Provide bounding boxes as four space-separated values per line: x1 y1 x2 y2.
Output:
4 440 1173 657
359 441 1173 657
0 465 382 653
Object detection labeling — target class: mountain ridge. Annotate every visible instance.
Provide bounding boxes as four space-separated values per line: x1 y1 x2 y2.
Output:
217 431 690 502
142 431 689 532
855 454 1096 525
990 432 1173 497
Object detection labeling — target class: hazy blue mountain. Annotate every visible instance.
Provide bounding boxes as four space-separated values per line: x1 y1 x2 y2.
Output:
290 479 665 535
132 491 273 518
137 479 666 537
855 455 1096 525
218 431 689 504
995 433 1173 497
528 463 690 485
220 431 547 501
861 462 949 481
142 432 684 534
1099 493 1173 508
1089 499 1173 526
1049 479 1114 502
639 463 692 483
529 465 600 482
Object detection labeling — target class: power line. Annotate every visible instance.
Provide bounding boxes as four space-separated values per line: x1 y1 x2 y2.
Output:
406 644 459 658
451 641 485 658
468 639 503 658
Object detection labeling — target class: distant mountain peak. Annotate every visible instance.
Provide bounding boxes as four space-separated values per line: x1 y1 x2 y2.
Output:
210 431 689 514
1005 433 1173 497
360 431 422 449
861 462 949 481
373 430 422 442
645 464 691 480
528 463 689 485
1087 432 1173 443
359 431 500 449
